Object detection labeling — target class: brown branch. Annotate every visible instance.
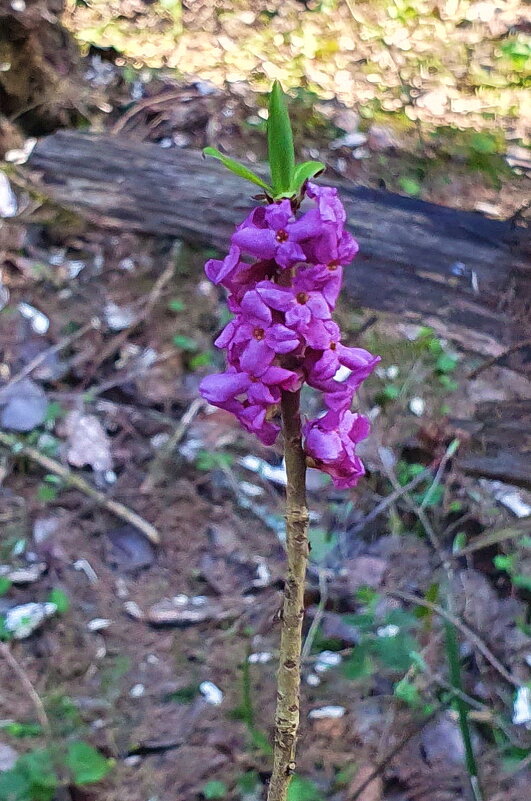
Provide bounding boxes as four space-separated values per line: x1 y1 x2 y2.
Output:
0 431 160 544
0 641 51 736
267 390 309 801
389 589 521 688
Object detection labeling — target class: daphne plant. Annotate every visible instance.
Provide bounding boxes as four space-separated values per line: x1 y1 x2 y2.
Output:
200 81 379 801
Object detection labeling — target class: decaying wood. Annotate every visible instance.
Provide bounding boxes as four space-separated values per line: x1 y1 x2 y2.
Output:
455 400 531 489
27 131 530 359
0 0 84 142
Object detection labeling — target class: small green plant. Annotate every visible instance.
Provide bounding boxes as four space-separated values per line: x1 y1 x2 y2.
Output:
0 742 112 801
195 450 234 472
494 549 531 592
202 780 228 799
341 591 422 678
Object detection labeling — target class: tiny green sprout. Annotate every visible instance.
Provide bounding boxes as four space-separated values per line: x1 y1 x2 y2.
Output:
204 81 324 201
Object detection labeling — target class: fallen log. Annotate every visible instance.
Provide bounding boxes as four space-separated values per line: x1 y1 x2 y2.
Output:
27 131 530 361
455 400 531 490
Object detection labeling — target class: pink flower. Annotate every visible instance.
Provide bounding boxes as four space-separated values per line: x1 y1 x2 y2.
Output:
303 410 370 488
200 181 379 486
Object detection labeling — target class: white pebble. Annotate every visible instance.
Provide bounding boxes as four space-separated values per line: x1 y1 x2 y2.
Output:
513 687 531 728
17 302 49 335
248 652 272 664
315 650 342 673
199 681 223 705
306 673 321 687
130 683 145 698
377 624 400 638
309 705 346 719
409 397 425 416
87 618 111 632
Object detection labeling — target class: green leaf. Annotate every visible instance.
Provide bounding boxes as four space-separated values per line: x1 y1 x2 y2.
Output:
168 298 185 312
267 80 295 195
343 642 374 679
435 353 459 373
373 632 419 671
394 676 422 706
0 721 42 738
48 588 70 614
470 133 497 154
37 484 58 503
0 767 31 801
66 742 112 785
287 776 324 801
17 750 58 801
512 573 531 592
289 160 325 193
0 577 12 596
172 334 198 351
203 147 271 192
398 176 421 196
237 770 260 793
202 780 227 799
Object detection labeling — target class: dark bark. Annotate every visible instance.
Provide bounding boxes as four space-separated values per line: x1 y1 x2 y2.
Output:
455 400 531 489
27 131 530 359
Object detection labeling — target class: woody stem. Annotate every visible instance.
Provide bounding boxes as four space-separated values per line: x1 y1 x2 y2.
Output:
267 389 309 801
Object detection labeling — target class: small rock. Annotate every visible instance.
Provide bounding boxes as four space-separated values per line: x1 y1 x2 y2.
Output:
248 652 272 664
0 377 47 432
63 411 112 472
513 687 531 728
129 683 145 699
306 673 321 686
376 624 399 638
409 397 425 416
124 754 142 767
104 301 136 331
0 173 17 218
308 705 346 719
4 602 57 639
123 600 144 620
17 303 49 335
0 563 46 584
331 132 368 150
199 681 223 705
105 525 155 572
87 618 111 632
0 742 19 771
315 650 342 673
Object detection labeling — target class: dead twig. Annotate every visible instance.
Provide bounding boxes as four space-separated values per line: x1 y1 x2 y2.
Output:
467 338 531 379
348 464 433 537
454 520 530 557
0 430 160 544
388 588 521 688
0 641 51 736
301 569 328 662
140 397 206 493
3 318 100 390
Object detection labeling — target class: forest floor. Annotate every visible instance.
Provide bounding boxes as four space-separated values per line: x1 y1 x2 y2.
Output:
0 2 530 801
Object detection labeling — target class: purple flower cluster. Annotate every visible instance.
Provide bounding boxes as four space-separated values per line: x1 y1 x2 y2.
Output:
200 183 380 487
